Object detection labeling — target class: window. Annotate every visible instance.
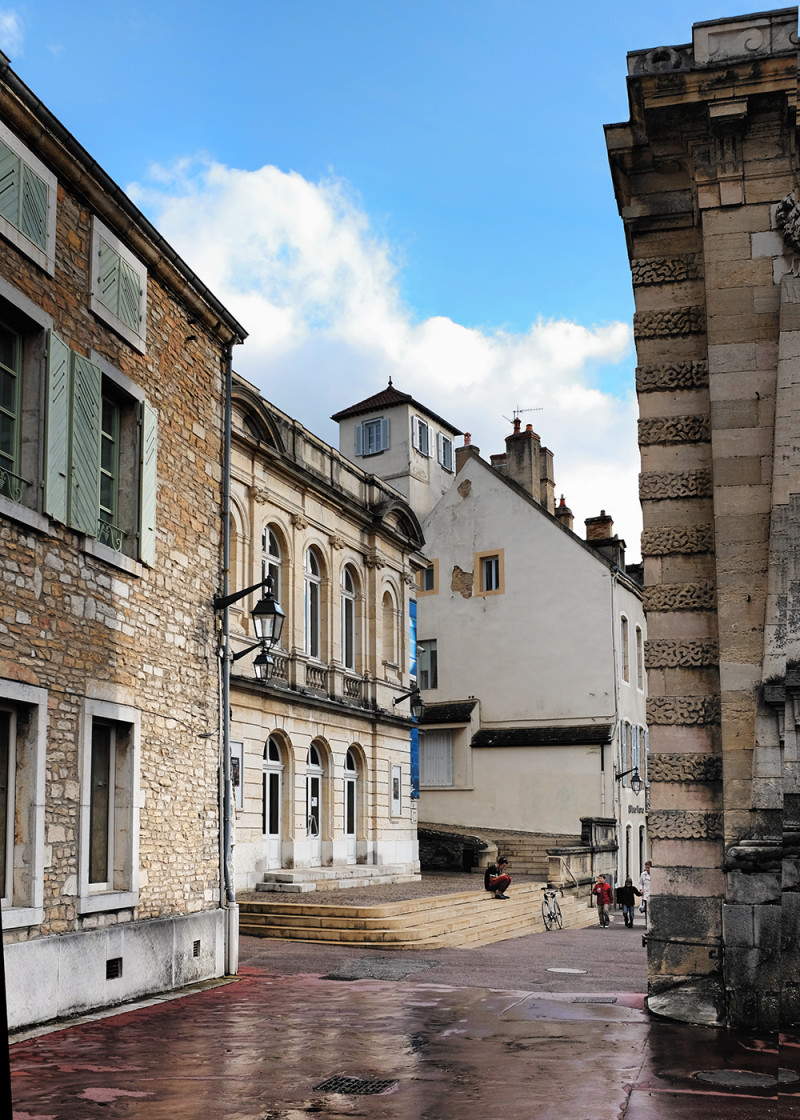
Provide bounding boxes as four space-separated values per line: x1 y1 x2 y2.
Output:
382 589 397 667
79 698 140 914
419 730 454 787
437 432 454 472
621 721 632 784
304 548 322 659
391 764 402 816
418 639 438 690
620 615 630 683
45 336 158 565
262 738 283 837
0 119 57 274
412 415 430 456
345 750 358 834
355 416 390 456
341 565 357 671
90 218 147 352
636 626 644 690
262 527 282 607
417 560 438 595
0 682 47 930
474 549 504 596
0 322 21 501
482 555 499 591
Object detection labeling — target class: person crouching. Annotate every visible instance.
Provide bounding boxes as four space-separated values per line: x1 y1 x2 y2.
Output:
484 857 511 899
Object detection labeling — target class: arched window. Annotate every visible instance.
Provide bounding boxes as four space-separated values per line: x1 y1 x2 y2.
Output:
304 548 321 658
341 565 357 671
262 527 282 603
382 589 396 666
262 737 283 838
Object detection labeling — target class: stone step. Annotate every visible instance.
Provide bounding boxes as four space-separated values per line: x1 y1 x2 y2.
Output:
255 865 418 893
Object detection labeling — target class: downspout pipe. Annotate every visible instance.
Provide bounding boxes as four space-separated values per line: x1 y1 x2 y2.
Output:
220 341 238 975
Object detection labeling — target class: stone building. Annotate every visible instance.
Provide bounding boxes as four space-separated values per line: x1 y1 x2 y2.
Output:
606 8 799 1029
0 55 245 1027
227 375 426 889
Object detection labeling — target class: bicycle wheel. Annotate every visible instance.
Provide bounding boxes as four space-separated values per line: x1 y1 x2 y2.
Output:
541 900 554 931
552 899 563 929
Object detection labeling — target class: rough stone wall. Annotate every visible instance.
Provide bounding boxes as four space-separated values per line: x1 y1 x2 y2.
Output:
606 9 799 1030
1 116 230 940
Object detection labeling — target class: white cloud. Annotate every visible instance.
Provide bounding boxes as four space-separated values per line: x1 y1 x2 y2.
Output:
0 9 23 57
129 157 641 558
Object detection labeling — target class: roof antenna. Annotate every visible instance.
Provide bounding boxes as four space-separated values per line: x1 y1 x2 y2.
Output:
502 405 543 425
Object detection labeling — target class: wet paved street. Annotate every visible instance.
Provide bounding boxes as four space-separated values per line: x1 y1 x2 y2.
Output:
9 924 799 1119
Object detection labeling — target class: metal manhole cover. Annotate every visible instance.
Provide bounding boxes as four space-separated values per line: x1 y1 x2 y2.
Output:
572 996 617 1004
547 967 588 974
694 1069 797 1091
314 1075 398 1096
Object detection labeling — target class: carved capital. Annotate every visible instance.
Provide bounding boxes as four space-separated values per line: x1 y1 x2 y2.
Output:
634 307 705 339
638 416 711 446
643 581 717 612
641 524 714 557
364 550 385 570
647 695 720 726
776 193 800 254
647 753 723 783
639 469 713 501
290 513 308 530
631 255 701 286
636 360 708 394
329 534 345 550
648 810 723 840
251 485 270 504
645 638 719 669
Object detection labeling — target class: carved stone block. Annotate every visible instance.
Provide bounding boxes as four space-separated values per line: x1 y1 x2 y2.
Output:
638 416 711 446
645 638 719 668
648 809 724 840
634 307 706 338
648 753 723 782
636 360 709 393
643 581 717 611
639 469 713 500
631 256 702 285
647 695 721 725
641 525 715 557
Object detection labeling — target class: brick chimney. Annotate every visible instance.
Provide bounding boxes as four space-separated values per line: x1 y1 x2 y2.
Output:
504 420 543 505
584 510 626 568
585 510 614 540
554 494 573 531
455 432 480 473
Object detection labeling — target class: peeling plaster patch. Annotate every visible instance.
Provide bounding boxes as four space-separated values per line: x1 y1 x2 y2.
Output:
451 566 473 598
458 479 472 498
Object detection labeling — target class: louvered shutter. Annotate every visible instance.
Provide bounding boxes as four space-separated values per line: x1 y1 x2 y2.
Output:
68 353 102 537
411 416 419 451
44 331 71 522
419 731 454 787
97 238 121 318
0 138 20 230
379 417 390 451
139 400 158 565
118 257 142 332
354 423 363 456
20 165 48 250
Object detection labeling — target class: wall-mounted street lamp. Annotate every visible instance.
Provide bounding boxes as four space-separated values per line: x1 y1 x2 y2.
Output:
616 766 643 796
393 685 425 720
214 574 285 681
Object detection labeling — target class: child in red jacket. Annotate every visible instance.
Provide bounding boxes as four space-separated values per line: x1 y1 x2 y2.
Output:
592 874 614 927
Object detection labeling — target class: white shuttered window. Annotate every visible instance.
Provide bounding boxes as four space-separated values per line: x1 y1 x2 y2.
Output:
419 730 454 787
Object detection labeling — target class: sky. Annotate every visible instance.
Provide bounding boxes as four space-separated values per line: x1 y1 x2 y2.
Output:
0 1 738 559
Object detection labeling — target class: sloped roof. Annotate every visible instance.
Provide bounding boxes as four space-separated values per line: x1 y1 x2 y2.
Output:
419 700 478 725
471 724 613 748
331 381 461 434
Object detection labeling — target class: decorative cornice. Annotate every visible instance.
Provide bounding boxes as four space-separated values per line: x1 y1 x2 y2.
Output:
638 416 711 446
648 753 723 783
634 307 705 338
645 639 719 669
643 581 717 612
636 360 709 394
639 469 713 501
648 809 723 840
647 695 720 725
641 524 715 557
631 256 701 286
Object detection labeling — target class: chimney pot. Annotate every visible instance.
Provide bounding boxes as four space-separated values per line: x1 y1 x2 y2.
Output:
513 417 521 433
464 433 471 446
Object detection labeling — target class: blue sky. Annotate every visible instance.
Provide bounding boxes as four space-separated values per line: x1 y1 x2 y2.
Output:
2 2 735 555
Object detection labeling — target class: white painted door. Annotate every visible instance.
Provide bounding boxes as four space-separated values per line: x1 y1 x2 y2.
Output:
306 744 323 866
344 748 357 863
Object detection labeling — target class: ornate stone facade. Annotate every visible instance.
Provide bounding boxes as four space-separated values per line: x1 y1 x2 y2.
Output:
607 8 800 1030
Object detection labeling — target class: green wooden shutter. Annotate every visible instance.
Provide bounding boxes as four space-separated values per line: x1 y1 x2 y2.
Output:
0 138 20 231
97 238 121 318
20 165 48 250
138 400 157 565
118 257 142 332
44 331 71 523
69 353 102 536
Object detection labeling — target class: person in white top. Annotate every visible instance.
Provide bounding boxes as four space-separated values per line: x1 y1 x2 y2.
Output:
638 861 652 926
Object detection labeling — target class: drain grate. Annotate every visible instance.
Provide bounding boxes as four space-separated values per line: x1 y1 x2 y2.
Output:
572 996 617 1004
314 1075 398 1096
694 1069 797 1091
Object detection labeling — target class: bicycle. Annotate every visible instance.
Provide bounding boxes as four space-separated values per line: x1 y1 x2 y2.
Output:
540 886 564 931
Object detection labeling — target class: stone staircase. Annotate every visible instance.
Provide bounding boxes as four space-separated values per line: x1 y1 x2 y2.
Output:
239 881 597 949
420 823 580 879
254 864 420 894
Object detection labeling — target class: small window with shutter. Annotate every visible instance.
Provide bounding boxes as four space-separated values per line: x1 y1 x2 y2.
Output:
355 416 390 456
90 218 148 352
0 119 57 275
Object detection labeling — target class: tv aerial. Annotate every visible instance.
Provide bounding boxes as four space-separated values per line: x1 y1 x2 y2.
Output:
502 406 543 425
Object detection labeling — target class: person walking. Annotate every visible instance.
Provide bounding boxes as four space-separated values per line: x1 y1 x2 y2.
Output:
484 857 512 899
616 877 642 927
638 861 651 926
592 873 614 927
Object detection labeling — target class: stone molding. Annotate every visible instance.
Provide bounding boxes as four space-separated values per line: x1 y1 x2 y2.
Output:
647 695 720 725
636 359 709 393
777 193 800 254
250 486 270 504
645 638 719 668
364 550 386 570
639 469 713 500
643 581 717 612
641 524 715 557
631 255 701 285
648 809 724 840
329 533 345 550
638 416 711 446
290 513 308 530
648 753 723 782
633 307 705 338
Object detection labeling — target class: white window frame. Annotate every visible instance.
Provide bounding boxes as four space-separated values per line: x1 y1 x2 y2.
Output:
0 119 57 275
0 680 47 929
391 764 402 816
262 526 282 608
437 432 454 472
341 565 357 672
304 548 322 659
78 697 140 915
621 615 630 683
263 738 283 837
355 416 390 456
90 217 148 352
412 415 430 456
418 638 438 690
419 729 454 787
635 625 644 690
